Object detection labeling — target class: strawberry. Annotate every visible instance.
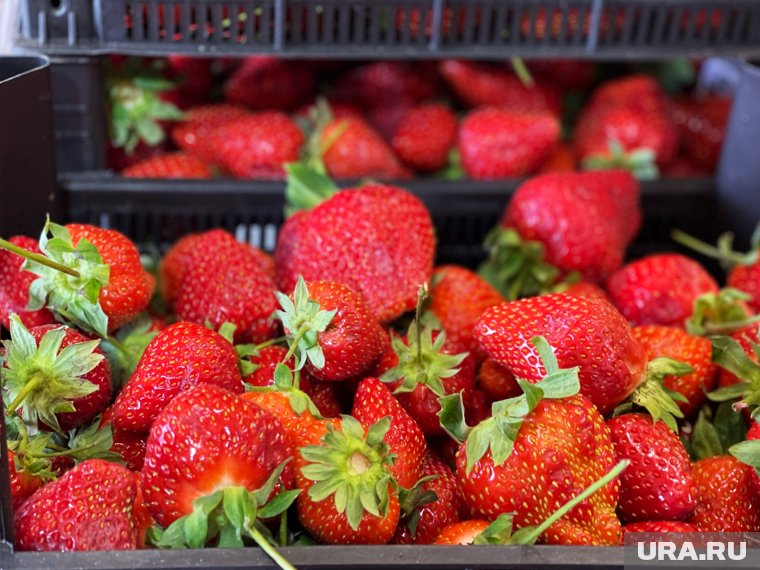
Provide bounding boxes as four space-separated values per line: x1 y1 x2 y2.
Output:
671 94 732 172
447 338 622 545
631 326 718 416
2 316 110 432
15 459 146 551
223 56 315 111
321 116 411 180
243 345 293 387
476 294 647 415
434 520 491 545
351 377 427 489
621 520 700 540
608 414 697 523
296 416 400 544
171 103 249 163
663 153 711 178
737 420 760 498
538 142 577 173
241 389 320 450
276 280 387 382
393 451 465 544
8 450 45 510
0 236 56 329
161 55 214 109
477 358 521 402
391 103 457 173
427 265 503 358
529 59 596 92
718 324 760 388
439 60 562 116
142 384 295 528
555 281 611 300
6 430 57 511
689 455 760 532
98 408 147 472
301 374 343 418
121 152 213 178
606 254 719 328
112 322 242 433
275 178 435 323
458 107 560 179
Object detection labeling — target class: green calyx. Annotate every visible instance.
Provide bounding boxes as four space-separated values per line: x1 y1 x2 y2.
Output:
686 288 760 336
148 460 299 570
1 314 103 433
687 403 747 462
106 58 184 153
672 225 760 272
582 138 660 181
6 425 58 482
439 336 581 475
478 227 563 301
216 322 287 378
729 436 760 474
615 357 691 433
100 313 160 390
244 362 323 419
65 418 125 465
274 277 336 372
300 415 396 532
707 335 760 417
397 475 439 538
24 219 111 337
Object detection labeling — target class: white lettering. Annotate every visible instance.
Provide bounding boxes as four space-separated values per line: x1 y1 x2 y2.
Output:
707 542 726 560
728 542 747 561
637 542 658 561
678 542 698 561
661 542 677 561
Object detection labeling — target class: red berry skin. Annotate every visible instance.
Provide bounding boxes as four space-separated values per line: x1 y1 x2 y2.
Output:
113 322 243 433
459 108 560 179
747 421 760 499
718 324 760 388
477 358 521 402
476 294 647 415
671 95 732 171
171 104 249 163
223 57 315 112
15 459 144 551
121 152 213 179
689 455 760 532
621 520 700 543
99 408 147 472
8 451 44 511
608 414 697 524
433 520 491 545
606 254 719 328
0 236 56 330
632 326 718 417
391 104 457 173
457 395 622 545
728 262 760 315
142 384 294 528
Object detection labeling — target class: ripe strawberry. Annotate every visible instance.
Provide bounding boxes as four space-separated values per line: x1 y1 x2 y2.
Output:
121 152 213 179
210 112 304 179
393 451 465 544
391 103 457 173
529 60 596 92
476 294 646 415
663 153 711 178
0 236 56 329
477 358 521 402
241 389 319 449
98 408 147 472
352 377 427 489
171 103 249 163
538 142 577 173
718 324 760 388
428 265 503 358
6 432 58 511
689 455 760 532
161 55 214 109
142 384 294 528
608 414 697 523
223 56 315 111
606 254 719 328
458 107 560 179
321 116 411 180
671 94 732 171
15 459 146 551
439 60 562 116
586 75 669 114
434 520 490 545
275 182 435 323
631 326 718 416
2 316 110 432
296 416 400 544
8 450 45 510
555 281 611 300
621 520 700 540
113 322 243 433
300 374 343 418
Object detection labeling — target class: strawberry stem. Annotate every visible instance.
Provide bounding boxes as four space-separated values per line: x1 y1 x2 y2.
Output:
5 374 45 417
283 328 308 364
279 510 288 547
257 336 287 351
246 525 297 570
510 57 535 88
0 237 80 277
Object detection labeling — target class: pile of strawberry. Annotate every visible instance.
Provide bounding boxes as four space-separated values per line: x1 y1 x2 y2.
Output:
109 57 732 182
2 167 760 564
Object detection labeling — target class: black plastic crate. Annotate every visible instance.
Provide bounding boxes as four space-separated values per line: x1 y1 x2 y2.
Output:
17 0 760 58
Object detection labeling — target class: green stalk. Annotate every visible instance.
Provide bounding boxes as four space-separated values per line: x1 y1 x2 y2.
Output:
246 524 297 570
5 375 45 416
256 336 287 351
671 229 747 266
0 237 80 278
510 57 535 88
283 328 308 364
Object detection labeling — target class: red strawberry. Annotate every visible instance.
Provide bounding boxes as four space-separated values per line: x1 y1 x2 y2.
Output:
393 451 466 544
608 414 697 523
434 520 491 545
391 103 457 173
555 281 611 300
663 153 712 178
729 264 760 314
439 60 562 116
98 408 147 472
538 142 577 173
428 265 503 358
121 152 213 178
2 317 111 432
161 55 214 109
171 103 249 163
243 345 293 387
321 116 411 180
689 455 760 532
15 459 146 551
458 108 560 179
529 59 596 92
210 112 304 179
142 384 294 528
743 421 760 498
476 294 647 415
477 358 521 402
7 441 53 511
0 236 56 329
606 254 719 328
352 377 427 489
223 57 315 111
275 182 435 323
300 374 343 418
718 324 760 388
113 322 243 433
621 520 700 540
631 326 718 416
672 94 732 171
296 416 400 544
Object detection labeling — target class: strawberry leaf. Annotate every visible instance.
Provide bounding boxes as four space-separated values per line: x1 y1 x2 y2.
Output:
710 335 760 411
686 288 757 336
729 439 760 469
621 357 690 432
437 392 471 444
